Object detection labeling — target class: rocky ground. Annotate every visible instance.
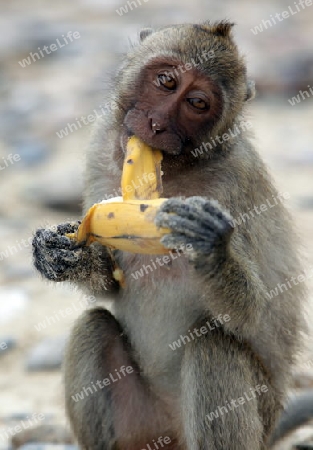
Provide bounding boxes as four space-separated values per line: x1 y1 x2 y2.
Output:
0 0 313 449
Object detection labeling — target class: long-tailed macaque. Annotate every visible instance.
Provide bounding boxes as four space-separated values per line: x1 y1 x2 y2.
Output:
32 21 306 450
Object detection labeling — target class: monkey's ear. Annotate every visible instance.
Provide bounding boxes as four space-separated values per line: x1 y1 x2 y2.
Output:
245 80 256 102
139 28 154 41
210 21 235 37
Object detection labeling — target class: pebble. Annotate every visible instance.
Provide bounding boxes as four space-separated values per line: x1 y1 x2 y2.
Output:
9 138 50 168
0 337 16 356
11 424 73 450
1 264 34 282
3 413 53 422
296 198 313 210
25 336 68 372
295 442 313 449
23 169 83 213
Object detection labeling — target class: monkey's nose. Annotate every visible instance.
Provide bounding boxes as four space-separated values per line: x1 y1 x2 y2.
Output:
151 120 165 134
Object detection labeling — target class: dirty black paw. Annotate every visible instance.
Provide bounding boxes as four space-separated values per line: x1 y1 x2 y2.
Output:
32 221 86 282
155 197 233 255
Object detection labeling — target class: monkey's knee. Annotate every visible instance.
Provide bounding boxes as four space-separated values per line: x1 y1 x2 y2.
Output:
64 307 130 401
181 326 266 450
64 308 130 449
64 308 173 450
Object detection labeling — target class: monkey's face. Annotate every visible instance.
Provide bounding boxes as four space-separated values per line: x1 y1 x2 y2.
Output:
123 59 222 155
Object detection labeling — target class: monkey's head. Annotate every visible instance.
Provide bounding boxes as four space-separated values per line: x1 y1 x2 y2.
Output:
117 21 254 156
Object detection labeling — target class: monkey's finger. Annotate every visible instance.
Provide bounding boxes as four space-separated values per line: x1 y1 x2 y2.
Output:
33 229 75 250
157 197 201 213
156 212 216 241
157 197 233 237
160 233 194 250
157 198 198 220
34 246 82 267
177 196 229 225
56 222 81 235
160 196 232 225
33 256 69 282
160 233 213 254
200 198 232 223
156 206 232 241
33 246 84 281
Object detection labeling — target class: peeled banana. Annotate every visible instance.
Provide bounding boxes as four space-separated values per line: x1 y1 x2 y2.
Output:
67 136 170 254
121 136 163 200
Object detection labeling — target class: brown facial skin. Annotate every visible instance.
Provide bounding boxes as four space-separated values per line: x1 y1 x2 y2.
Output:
124 59 222 155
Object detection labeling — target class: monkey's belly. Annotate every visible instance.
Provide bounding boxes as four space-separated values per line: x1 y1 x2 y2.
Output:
113 252 205 390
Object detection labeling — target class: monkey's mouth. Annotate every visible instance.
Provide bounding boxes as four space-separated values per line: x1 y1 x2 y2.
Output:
144 137 182 156
123 111 183 155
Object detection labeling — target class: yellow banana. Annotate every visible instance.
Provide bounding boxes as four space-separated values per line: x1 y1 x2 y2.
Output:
69 197 169 254
121 135 163 200
67 136 170 255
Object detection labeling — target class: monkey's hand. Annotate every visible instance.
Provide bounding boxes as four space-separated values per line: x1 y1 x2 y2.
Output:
156 197 267 335
32 223 118 293
155 197 234 257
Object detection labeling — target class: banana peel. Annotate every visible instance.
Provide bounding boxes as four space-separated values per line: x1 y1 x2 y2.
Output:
67 136 170 255
70 197 169 254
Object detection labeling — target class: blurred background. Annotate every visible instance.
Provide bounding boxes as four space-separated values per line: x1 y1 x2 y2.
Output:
0 0 312 449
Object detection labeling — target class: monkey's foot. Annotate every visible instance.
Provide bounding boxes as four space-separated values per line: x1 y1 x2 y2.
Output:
155 196 233 255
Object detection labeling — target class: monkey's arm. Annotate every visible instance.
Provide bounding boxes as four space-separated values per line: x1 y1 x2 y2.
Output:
155 196 268 337
32 222 119 294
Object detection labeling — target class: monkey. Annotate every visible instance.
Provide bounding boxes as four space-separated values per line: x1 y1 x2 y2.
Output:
32 21 306 450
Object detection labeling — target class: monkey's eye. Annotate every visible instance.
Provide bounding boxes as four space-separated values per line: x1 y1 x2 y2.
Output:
157 74 177 90
187 98 209 110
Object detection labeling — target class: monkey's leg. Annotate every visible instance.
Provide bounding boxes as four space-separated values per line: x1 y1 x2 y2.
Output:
181 322 266 450
64 308 180 450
